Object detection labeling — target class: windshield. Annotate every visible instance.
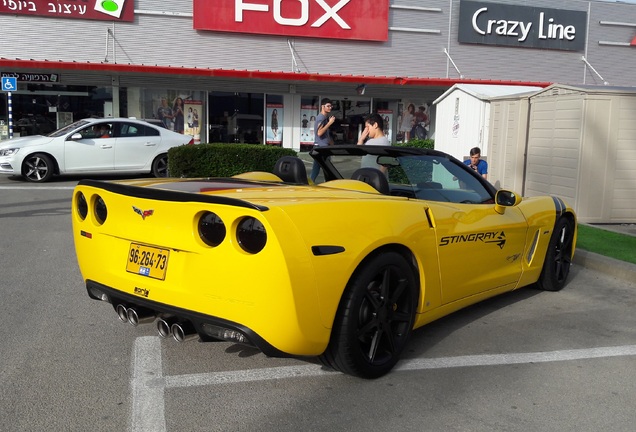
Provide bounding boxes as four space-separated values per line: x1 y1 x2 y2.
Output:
47 119 92 138
326 152 494 204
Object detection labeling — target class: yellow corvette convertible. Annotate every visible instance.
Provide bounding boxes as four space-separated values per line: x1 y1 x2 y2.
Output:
72 145 576 378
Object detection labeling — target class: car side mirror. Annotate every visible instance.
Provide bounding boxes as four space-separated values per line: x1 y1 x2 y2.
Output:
70 133 83 141
494 190 521 214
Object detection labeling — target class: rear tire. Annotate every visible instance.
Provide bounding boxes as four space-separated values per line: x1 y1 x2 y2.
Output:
537 217 574 291
319 251 418 378
22 153 55 182
151 154 169 178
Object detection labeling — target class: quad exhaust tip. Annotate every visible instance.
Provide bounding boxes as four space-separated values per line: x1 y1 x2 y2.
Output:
115 305 198 342
156 317 180 338
115 304 156 327
171 321 198 343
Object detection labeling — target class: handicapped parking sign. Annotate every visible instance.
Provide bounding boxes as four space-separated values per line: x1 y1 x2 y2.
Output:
2 77 17 91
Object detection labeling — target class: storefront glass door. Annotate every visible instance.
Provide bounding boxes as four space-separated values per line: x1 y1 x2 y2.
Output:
322 96 371 144
208 92 264 144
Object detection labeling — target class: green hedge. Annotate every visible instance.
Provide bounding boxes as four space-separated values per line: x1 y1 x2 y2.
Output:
168 143 297 178
401 138 435 150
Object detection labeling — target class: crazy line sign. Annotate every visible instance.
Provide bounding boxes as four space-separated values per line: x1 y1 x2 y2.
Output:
193 0 389 41
458 0 587 51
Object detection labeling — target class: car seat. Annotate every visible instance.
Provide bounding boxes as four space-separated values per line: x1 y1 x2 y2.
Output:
351 167 390 194
273 156 309 184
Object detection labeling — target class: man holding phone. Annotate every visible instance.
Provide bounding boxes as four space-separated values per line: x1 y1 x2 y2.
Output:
310 98 336 182
464 146 488 180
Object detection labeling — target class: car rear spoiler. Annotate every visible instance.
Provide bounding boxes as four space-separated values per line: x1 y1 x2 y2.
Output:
77 179 269 211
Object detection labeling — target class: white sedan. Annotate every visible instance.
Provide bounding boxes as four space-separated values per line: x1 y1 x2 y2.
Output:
0 118 194 182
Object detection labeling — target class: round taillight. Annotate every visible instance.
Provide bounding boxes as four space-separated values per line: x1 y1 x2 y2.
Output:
198 212 226 247
94 195 108 224
237 217 267 254
76 192 88 220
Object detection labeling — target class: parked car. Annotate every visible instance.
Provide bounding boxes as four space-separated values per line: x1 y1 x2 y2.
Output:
142 118 169 129
71 146 576 378
0 118 194 182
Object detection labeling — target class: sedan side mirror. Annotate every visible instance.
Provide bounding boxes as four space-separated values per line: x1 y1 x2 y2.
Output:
70 133 83 141
494 190 521 214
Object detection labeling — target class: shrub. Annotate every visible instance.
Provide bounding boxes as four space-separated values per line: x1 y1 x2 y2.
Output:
387 139 435 184
401 138 435 150
168 143 297 178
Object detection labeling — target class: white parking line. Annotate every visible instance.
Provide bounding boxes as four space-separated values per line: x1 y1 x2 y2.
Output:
131 337 166 432
131 337 636 431
397 344 636 371
0 185 76 190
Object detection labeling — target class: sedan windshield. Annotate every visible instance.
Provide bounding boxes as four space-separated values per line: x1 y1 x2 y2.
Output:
47 119 92 138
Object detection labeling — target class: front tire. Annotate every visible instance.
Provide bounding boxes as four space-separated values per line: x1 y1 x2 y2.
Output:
319 251 418 378
537 217 574 291
151 154 169 178
22 153 55 182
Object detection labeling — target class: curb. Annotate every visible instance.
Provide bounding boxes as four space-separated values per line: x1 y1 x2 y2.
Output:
573 249 636 284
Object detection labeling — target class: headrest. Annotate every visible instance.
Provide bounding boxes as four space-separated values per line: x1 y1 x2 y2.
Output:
273 156 309 184
351 167 389 194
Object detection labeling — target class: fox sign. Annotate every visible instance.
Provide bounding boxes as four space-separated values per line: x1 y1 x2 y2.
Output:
193 0 389 41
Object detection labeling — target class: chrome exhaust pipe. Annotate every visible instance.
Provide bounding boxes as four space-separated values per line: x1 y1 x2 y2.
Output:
156 317 180 338
171 321 198 343
116 304 129 323
126 307 156 327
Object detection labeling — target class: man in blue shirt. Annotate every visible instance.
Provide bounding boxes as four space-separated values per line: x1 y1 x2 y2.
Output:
464 146 488 180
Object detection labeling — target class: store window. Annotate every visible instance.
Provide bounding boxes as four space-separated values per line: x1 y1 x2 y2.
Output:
373 99 399 144
0 93 7 141
141 89 206 143
299 96 319 150
209 92 264 144
265 94 283 146
6 84 113 137
322 96 371 145
396 100 431 143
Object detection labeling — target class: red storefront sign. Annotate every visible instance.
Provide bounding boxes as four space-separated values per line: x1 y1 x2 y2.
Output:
0 0 134 22
193 0 389 42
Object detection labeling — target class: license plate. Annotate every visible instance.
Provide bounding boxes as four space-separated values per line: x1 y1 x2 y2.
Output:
126 243 169 280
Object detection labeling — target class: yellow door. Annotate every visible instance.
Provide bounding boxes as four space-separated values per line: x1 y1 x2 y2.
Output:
432 202 527 304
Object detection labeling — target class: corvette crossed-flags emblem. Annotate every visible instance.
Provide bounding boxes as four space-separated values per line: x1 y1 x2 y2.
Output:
132 206 154 220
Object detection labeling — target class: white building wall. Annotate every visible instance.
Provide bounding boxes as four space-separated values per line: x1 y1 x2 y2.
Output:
433 89 490 161
525 95 582 206
613 96 636 221
1 1 636 86
488 96 532 193
433 85 541 162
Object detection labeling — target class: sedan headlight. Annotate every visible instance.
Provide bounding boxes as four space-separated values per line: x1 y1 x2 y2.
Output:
0 148 20 157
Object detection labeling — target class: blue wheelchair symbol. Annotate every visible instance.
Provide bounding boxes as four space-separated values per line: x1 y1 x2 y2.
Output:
2 77 17 91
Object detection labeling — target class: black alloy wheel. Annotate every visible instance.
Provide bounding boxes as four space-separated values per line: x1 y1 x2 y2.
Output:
319 251 418 378
537 217 574 291
23 153 54 182
151 154 169 178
